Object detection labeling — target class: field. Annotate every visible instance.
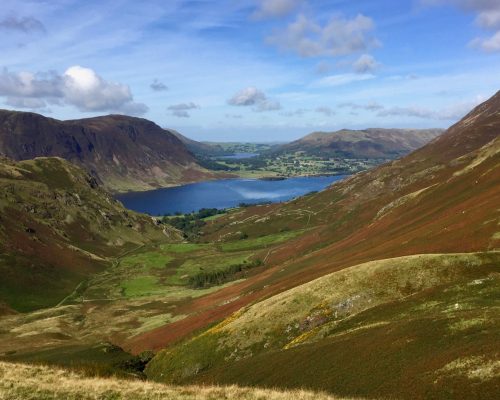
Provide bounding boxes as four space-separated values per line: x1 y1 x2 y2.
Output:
212 152 385 179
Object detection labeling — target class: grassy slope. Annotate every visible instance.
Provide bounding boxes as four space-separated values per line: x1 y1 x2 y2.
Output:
126 96 499 356
146 252 500 399
0 157 175 312
0 362 349 400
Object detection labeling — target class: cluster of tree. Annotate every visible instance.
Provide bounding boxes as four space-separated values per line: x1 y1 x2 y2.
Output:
162 208 225 238
238 201 271 208
188 259 263 289
233 156 269 169
196 156 239 171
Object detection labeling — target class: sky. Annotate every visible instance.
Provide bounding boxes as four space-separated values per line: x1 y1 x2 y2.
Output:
1 0 500 142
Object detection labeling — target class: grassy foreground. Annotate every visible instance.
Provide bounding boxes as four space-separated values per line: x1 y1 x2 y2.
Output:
0 362 351 400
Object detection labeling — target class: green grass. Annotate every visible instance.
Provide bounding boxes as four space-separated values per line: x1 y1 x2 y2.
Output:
166 253 252 286
220 230 304 252
119 252 174 271
159 243 209 253
202 213 226 221
121 276 163 297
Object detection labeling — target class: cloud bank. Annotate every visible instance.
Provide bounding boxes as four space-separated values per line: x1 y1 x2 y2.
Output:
0 66 148 115
266 14 379 57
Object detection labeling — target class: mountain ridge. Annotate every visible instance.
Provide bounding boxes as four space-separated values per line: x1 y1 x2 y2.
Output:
272 127 443 159
0 110 220 192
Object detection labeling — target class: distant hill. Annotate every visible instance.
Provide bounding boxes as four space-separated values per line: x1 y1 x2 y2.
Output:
0 110 218 192
273 128 443 159
0 156 180 313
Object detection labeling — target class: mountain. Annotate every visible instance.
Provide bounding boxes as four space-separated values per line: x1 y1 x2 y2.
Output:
171 130 226 157
143 92 500 399
0 110 218 192
0 156 180 313
273 128 443 159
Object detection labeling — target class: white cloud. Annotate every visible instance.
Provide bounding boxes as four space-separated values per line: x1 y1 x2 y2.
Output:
280 108 308 117
476 9 500 28
353 54 380 73
338 101 384 111
255 99 282 112
252 0 302 20
0 68 62 98
167 102 200 118
227 86 281 112
376 98 484 120
5 97 47 109
63 66 147 114
0 66 148 115
150 79 168 91
313 73 375 87
470 30 500 51
315 106 335 116
0 15 45 33
266 14 379 58
228 87 266 106
423 0 500 52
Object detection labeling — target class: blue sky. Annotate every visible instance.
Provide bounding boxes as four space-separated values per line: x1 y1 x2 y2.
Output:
1 0 500 141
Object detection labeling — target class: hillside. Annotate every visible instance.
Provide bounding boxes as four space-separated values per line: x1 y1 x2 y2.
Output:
0 362 345 400
0 156 179 313
139 93 499 397
0 110 218 192
273 128 443 158
147 252 500 399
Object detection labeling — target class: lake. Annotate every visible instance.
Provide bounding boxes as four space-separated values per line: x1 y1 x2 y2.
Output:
116 175 347 215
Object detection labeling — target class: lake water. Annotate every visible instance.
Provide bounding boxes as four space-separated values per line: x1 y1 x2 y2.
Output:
116 175 347 215
218 152 259 160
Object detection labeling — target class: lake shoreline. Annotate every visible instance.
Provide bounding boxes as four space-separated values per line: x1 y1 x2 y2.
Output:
115 175 348 216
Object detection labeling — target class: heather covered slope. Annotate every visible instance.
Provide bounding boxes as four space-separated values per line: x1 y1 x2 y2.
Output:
272 128 443 158
147 252 500 399
134 92 499 366
0 156 177 312
0 110 217 192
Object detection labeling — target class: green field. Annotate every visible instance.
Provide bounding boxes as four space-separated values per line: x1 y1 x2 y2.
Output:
0 225 307 373
211 152 385 179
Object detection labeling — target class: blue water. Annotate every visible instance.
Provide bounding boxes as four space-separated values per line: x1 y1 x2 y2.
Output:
218 152 259 159
116 175 346 215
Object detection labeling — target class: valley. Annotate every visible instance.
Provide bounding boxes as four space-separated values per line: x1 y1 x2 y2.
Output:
0 91 499 400
2 1 500 399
